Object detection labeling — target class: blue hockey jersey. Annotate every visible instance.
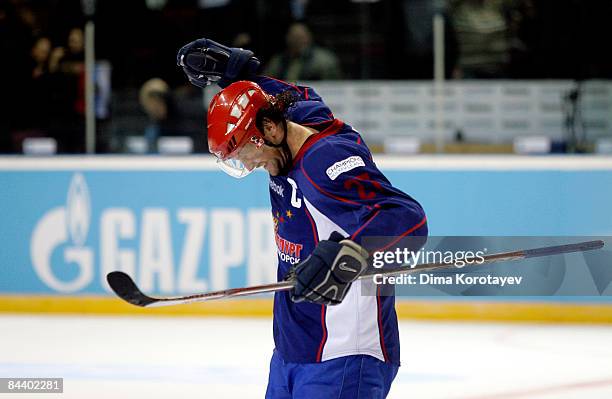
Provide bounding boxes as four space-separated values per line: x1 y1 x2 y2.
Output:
255 76 428 365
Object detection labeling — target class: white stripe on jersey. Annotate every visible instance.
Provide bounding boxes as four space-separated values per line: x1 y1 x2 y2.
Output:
303 197 384 362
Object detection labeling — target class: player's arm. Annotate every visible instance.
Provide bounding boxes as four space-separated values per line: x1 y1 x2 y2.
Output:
290 143 428 305
298 142 428 254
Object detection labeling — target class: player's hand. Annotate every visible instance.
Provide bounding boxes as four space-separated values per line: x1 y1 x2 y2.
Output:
176 37 260 88
287 232 369 306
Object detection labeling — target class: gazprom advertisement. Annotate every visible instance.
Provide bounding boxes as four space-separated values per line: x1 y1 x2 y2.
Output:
1 156 612 299
1 166 277 295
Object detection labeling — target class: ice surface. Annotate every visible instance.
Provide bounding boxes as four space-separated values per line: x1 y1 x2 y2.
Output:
1 314 611 398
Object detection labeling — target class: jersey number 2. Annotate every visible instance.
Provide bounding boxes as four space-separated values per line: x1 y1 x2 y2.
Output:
287 178 302 208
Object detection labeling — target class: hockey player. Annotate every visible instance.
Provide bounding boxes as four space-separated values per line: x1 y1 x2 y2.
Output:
177 38 427 399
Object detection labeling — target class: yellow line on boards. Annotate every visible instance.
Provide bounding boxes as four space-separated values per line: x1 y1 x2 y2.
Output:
1 296 611 323
0 296 273 317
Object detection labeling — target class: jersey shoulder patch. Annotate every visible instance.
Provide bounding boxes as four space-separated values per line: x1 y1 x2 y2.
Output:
300 135 371 183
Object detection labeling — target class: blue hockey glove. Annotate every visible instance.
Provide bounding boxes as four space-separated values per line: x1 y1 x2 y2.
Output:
287 232 369 306
176 37 261 88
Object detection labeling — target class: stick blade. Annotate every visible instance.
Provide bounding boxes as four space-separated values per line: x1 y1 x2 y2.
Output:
106 271 157 307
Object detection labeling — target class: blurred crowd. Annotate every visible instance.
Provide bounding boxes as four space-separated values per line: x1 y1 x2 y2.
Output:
1 0 611 154
1 0 86 153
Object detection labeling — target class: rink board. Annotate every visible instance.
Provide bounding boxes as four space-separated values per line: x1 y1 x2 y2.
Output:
1 155 612 321
1 295 612 323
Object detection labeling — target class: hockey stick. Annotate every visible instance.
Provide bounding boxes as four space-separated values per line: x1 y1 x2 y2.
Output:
107 240 604 308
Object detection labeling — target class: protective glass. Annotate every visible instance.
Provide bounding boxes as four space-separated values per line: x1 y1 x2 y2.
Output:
215 158 254 179
214 135 264 179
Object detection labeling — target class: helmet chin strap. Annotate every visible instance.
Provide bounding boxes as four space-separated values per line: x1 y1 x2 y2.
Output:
263 119 292 175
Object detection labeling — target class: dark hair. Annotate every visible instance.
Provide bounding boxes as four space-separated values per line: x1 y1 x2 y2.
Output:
255 90 298 133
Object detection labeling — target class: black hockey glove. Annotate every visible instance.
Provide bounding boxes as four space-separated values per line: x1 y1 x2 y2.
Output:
287 232 369 306
176 37 261 88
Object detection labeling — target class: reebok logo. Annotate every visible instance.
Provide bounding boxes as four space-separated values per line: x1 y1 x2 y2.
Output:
269 180 284 197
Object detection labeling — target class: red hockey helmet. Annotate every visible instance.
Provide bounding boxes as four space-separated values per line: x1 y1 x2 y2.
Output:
207 81 270 177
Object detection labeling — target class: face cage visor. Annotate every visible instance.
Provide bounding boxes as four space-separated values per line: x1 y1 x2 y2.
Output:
214 135 265 179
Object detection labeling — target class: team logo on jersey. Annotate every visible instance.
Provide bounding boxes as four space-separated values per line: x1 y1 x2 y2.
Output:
272 210 302 264
326 156 365 180
275 233 303 265
269 179 284 197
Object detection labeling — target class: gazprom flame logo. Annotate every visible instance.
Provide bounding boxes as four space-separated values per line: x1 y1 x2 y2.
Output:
30 173 94 293
66 173 90 246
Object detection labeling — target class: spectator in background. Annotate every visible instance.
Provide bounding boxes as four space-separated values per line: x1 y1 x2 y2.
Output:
25 36 53 135
264 22 342 81
30 36 51 79
46 27 85 152
449 0 512 79
8 35 54 151
139 78 196 153
49 27 85 76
